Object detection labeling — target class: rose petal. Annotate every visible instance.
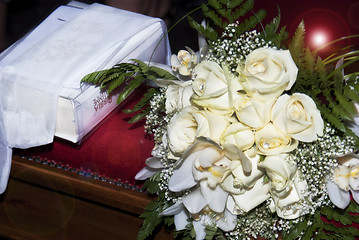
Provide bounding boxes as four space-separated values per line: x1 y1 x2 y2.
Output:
231 178 270 212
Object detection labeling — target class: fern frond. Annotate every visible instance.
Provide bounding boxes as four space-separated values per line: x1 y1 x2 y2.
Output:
81 60 177 122
289 20 306 64
188 15 218 41
123 87 160 114
234 9 266 36
189 0 266 41
227 0 254 23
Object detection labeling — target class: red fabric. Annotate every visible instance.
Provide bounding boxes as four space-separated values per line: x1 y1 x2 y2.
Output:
16 87 154 186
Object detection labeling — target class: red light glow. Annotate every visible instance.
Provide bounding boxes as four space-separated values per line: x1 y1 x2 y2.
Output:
312 31 328 47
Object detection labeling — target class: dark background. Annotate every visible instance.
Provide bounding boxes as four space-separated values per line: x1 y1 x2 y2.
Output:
1 0 358 56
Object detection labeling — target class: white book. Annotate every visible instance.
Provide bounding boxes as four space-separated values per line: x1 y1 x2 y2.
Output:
0 2 171 143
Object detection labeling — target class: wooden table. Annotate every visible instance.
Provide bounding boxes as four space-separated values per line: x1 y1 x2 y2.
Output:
0 156 172 240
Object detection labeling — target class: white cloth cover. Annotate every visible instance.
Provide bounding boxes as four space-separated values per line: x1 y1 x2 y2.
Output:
0 3 169 193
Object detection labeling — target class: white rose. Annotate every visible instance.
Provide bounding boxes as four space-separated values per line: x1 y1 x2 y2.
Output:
271 93 324 142
258 154 297 197
221 153 264 194
221 122 254 151
234 94 275 129
192 61 236 113
255 123 298 155
268 172 308 219
239 47 298 100
167 107 230 155
259 154 307 219
226 178 270 214
165 82 193 114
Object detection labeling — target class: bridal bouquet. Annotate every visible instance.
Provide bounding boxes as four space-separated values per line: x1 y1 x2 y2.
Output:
82 0 359 239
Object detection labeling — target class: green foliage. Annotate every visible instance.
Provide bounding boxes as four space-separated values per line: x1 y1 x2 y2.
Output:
142 172 161 194
138 173 175 240
138 192 174 240
204 226 226 240
81 60 177 122
174 223 195 240
289 20 305 64
188 0 267 41
259 9 288 48
288 21 359 143
283 202 359 240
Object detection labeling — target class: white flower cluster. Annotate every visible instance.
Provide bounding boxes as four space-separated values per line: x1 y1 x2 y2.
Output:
136 44 330 239
207 28 274 73
293 124 356 214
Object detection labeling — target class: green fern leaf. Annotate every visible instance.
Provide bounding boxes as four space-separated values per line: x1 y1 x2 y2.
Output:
188 15 218 41
81 69 110 85
138 192 165 240
203 3 227 29
123 87 159 114
289 20 305 64
116 75 144 104
235 9 266 36
227 0 254 23
335 89 357 118
224 0 244 9
106 72 132 94
128 107 150 123
303 47 315 73
147 66 178 80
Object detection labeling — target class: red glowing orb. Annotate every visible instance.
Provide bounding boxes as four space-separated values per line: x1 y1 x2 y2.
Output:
312 31 328 47
290 8 352 53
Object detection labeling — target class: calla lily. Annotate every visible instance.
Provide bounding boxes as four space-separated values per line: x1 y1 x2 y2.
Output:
221 153 264 194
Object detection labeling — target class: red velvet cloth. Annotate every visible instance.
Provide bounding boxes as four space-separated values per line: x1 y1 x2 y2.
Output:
16 87 154 187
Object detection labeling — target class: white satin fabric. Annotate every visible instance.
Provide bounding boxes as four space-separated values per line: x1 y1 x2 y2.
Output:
0 3 168 193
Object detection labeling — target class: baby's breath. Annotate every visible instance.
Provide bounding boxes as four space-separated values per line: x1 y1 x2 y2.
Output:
145 88 169 143
205 24 274 73
293 123 356 215
225 202 298 240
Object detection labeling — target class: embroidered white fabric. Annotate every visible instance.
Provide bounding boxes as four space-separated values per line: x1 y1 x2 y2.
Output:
0 3 168 193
